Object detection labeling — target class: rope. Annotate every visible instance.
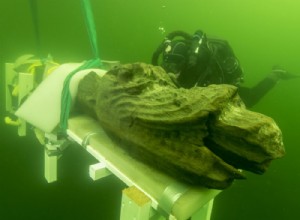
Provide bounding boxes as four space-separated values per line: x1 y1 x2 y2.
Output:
29 0 42 58
81 0 101 60
59 0 104 133
59 58 101 133
29 0 102 133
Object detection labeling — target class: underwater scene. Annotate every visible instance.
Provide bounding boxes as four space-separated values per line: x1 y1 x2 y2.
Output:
1 0 300 219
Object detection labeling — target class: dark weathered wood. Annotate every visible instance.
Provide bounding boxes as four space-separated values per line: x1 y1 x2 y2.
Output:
76 63 285 189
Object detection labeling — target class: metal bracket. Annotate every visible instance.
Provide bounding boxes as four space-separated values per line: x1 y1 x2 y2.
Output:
44 133 69 183
89 162 112 181
4 63 34 136
5 63 17 113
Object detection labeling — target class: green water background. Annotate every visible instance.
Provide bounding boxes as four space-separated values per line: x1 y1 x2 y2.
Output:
1 0 299 219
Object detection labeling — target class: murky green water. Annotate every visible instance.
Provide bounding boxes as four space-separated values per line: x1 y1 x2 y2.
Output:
1 0 300 219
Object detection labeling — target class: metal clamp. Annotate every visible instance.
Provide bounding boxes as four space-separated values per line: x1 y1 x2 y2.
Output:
159 182 189 216
82 131 103 148
45 133 69 157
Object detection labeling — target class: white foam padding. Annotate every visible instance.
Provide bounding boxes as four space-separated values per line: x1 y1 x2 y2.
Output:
15 63 106 133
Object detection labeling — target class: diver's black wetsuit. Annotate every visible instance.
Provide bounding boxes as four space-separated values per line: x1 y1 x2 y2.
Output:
176 67 277 108
169 48 278 109
238 77 277 108
152 30 282 108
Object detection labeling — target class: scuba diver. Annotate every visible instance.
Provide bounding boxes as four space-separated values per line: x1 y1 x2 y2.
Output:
152 30 299 108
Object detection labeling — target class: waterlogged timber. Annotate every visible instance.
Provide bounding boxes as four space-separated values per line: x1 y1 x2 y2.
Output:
76 63 285 189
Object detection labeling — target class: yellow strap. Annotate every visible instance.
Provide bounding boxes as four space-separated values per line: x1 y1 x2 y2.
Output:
4 117 21 126
27 61 42 74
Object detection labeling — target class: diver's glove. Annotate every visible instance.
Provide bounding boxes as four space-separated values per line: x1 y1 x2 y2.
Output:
269 65 300 81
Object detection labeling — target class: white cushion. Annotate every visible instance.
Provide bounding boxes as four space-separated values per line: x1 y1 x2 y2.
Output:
15 63 106 133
